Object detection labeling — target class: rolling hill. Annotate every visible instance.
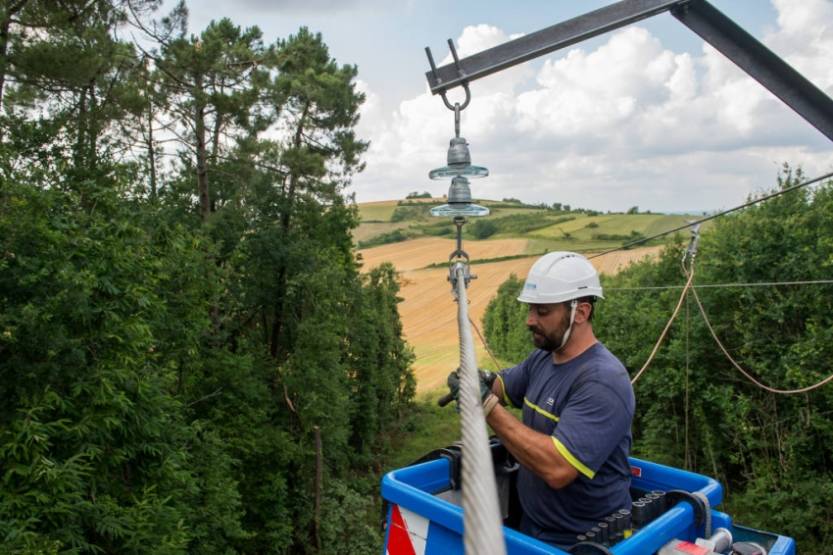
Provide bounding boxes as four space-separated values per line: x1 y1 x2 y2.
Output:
355 198 699 393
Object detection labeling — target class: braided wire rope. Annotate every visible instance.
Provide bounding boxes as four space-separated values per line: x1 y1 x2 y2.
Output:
469 315 503 370
632 250 833 394
685 267 833 395
453 263 507 555
630 262 696 385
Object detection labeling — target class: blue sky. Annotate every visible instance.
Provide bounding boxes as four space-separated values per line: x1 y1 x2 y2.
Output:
167 0 832 213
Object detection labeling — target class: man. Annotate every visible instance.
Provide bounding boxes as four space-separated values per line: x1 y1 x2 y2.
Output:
448 251 635 548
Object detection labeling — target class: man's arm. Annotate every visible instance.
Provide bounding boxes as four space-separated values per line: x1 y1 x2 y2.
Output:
486 380 578 489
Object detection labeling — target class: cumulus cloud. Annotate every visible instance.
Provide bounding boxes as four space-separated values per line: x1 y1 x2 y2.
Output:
351 3 833 212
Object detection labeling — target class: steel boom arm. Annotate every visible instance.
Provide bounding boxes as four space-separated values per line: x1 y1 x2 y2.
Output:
425 0 833 142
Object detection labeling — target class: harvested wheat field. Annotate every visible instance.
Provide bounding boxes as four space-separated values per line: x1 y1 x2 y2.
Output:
358 240 662 394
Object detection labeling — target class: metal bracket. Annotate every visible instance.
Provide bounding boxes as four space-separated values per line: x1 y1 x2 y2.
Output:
423 0 833 142
682 222 701 270
686 223 701 259
425 0 684 96
426 40 472 113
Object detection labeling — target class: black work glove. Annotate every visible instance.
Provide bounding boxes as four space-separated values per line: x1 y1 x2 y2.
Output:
439 369 497 407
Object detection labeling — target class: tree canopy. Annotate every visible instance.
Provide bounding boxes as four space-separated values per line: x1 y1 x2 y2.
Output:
0 3 414 553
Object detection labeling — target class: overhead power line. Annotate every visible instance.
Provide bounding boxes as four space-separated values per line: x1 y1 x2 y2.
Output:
631 245 833 395
607 279 833 292
687 270 833 395
588 170 833 260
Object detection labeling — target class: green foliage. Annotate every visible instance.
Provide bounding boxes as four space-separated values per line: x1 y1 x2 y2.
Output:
0 5 414 554
471 213 575 236
469 219 498 239
390 204 429 222
318 479 382 555
591 230 645 242
357 228 413 248
384 391 462 471
481 275 530 362
483 167 833 550
0 183 198 553
421 223 453 237
406 191 431 199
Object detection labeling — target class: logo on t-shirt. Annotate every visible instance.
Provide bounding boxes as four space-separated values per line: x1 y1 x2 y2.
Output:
546 397 554 407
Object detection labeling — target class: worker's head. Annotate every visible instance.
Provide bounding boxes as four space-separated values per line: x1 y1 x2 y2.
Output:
517 252 603 352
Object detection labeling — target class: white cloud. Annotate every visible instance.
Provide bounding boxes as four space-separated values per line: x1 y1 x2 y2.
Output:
351 3 833 211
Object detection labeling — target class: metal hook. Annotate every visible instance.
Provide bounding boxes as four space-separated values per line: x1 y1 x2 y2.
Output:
440 81 471 112
426 39 472 112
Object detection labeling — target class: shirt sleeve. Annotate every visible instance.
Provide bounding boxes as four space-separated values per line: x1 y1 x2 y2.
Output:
552 379 631 480
497 352 535 409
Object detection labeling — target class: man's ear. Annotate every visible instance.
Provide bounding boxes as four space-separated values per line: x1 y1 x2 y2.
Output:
573 301 592 324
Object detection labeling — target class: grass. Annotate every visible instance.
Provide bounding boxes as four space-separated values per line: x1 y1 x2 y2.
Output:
358 201 399 222
521 213 703 252
352 221 411 242
384 387 524 471
354 198 574 246
357 229 415 249
384 389 461 470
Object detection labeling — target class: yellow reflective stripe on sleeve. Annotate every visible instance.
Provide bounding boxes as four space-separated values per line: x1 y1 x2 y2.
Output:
496 375 513 407
523 398 559 422
552 437 595 479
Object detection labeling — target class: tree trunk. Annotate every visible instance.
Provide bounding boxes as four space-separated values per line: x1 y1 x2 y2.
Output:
0 0 27 143
313 425 322 551
0 13 10 143
146 71 157 199
269 101 310 359
210 113 222 212
195 91 209 221
86 82 98 171
75 87 88 169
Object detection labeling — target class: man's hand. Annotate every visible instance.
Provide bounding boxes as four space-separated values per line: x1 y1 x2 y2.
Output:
438 369 498 409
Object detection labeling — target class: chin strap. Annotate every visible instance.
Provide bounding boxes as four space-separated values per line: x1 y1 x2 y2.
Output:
557 300 578 352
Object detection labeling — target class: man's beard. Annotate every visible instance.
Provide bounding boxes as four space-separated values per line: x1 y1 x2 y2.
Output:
528 309 571 352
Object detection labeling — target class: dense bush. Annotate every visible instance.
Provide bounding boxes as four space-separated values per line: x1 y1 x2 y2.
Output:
390 205 429 222
591 230 645 241
470 219 499 239
357 229 413 248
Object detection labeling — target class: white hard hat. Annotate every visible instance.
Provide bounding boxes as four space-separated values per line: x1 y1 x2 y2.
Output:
517 251 604 304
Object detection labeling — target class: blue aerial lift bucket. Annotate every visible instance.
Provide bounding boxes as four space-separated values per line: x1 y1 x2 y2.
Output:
381 442 795 555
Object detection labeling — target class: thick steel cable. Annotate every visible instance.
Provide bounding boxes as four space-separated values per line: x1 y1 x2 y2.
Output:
453 264 507 555
588 170 833 261
630 263 696 385
689 276 833 395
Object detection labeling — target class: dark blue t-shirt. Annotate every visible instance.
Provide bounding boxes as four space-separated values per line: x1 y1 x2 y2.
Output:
498 342 635 538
